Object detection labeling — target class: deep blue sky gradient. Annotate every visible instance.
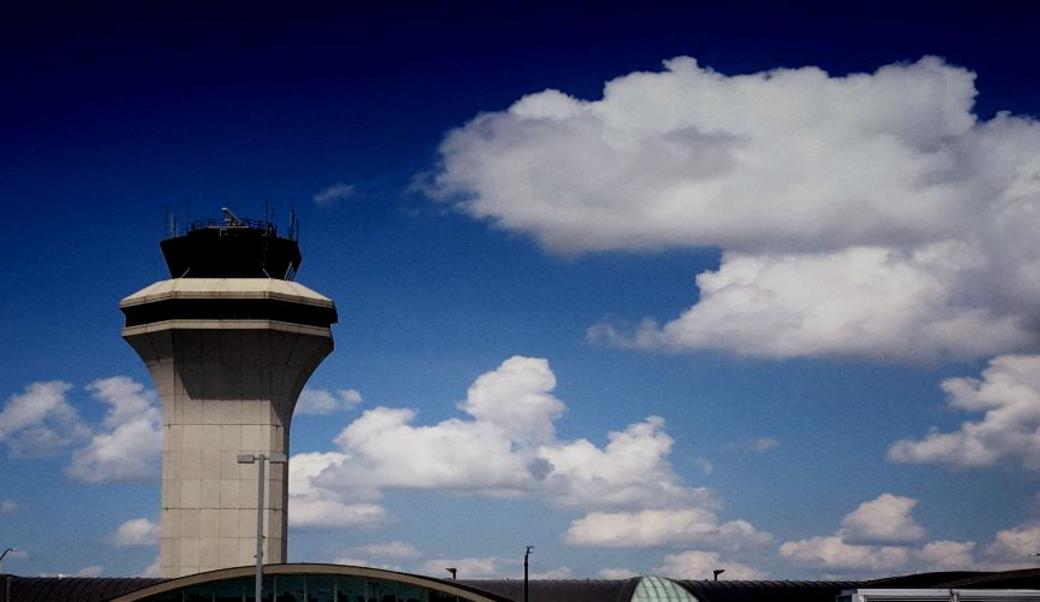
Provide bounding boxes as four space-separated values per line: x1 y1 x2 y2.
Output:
1 1 1039 579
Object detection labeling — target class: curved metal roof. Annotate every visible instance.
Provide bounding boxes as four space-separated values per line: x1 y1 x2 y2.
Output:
460 577 639 602
936 568 1040 590
676 579 864 602
865 571 988 589
107 563 514 602
1 575 163 602
6 570 1029 602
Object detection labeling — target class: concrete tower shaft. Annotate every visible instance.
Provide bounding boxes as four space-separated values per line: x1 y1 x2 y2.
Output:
120 217 337 578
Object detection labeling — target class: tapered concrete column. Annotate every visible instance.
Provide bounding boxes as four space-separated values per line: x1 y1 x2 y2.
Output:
121 278 336 578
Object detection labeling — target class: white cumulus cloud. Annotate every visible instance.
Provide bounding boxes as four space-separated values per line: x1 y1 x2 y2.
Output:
839 493 926 544
67 377 163 483
0 381 89 457
0 499 18 515
290 357 763 550
290 498 387 528
655 550 766 580
779 493 982 574
564 508 771 550
313 357 728 514
593 245 1029 361
110 518 160 546
889 355 1040 469
428 56 1040 361
917 540 976 570
980 521 1040 570
140 556 161 577
779 535 910 571
288 451 387 528
538 416 701 508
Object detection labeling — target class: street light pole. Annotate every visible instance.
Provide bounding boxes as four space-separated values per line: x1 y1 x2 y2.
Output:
524 545 533 602
237 453 287 602
0 548 16 573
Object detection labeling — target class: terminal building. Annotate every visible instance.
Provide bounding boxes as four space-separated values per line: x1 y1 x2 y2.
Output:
4 212 1040 601
5 564 1040 602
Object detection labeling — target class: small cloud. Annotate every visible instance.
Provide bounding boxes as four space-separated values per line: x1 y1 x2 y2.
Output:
597 568 639 579
110 518 160 547
354 541 422 559
297 388 364 415
728 437 779 452
692 457 714 474
140 556 161 577
747 437 778 451
313 183 356 206
340 389 363 406
0 499 18 515
76 565 104 577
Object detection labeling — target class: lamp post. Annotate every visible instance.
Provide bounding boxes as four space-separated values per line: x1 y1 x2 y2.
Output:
0 548 16 573
446 567 457 580
524 545 533 602
237 453 287 602
713 569 725 581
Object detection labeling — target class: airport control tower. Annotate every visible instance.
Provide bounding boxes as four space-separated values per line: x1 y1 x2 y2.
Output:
120 209 337 578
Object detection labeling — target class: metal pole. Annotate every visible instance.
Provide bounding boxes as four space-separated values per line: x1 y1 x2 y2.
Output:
256 455 266 602
524 545 533 602
0 548 15 573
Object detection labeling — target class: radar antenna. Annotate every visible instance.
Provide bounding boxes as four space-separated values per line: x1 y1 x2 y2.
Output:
221 207 244 226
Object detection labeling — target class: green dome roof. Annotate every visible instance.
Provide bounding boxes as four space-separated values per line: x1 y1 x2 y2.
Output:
632 576 700 602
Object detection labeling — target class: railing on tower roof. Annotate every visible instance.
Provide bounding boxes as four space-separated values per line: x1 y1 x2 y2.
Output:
188 217 279 236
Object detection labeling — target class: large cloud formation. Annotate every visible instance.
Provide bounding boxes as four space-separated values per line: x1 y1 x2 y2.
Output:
427 57 1040 361
779 493 974 574
67 377 163 483
889 354 1040 470
0 377 161 482
295 356 766 553
311 356 696 507
779 491 1040 574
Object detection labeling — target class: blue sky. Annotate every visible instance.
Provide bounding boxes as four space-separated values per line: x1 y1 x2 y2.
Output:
2 1 1040 581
